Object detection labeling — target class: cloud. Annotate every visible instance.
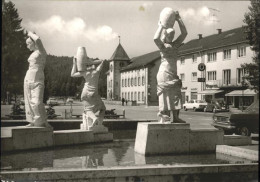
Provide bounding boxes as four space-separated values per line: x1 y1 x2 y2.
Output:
84 25 118 42
27 15 118 42
180 6 219 26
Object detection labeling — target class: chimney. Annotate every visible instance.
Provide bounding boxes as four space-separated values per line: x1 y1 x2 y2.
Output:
217 29 222 34
198 34 203 39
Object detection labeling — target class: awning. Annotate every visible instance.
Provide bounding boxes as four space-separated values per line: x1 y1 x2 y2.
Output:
197 90 224 95
225 89 257 96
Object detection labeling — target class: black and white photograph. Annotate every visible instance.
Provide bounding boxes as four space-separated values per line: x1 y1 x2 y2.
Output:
1 0 259 181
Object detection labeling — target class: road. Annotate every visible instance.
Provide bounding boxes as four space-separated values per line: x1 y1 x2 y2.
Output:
1 101 215 129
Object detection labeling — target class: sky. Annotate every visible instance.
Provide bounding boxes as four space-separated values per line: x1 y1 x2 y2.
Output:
10 0 251 60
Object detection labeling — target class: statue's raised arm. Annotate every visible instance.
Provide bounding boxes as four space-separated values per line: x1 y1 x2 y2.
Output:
28 31 47 56
71 57 85 77
96 60 105 72
154 22 165 50
172 11 187 47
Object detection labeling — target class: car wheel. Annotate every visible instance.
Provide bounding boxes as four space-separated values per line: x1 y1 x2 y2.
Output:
193 107 197 111
184 107 187 111
224 130 233 135
240 127 251 136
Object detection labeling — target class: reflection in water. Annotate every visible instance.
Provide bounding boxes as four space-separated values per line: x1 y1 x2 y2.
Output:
1 141 253 171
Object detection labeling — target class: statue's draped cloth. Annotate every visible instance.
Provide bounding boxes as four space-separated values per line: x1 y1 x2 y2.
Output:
157 57 182 111
24 50 48 125
81 72 105 113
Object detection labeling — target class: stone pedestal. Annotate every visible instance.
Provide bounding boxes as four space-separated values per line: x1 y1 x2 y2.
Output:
134 122 224 155
1 126 53 152
134 123 190 155
223 135 252 146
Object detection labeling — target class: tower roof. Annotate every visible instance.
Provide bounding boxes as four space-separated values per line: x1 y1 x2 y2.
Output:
110 43 130 61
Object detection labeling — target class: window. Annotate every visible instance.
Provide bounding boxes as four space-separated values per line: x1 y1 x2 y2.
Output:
110 64 113 72
128 92 130 100
192 54 197 63
134 77 137 86
128 78 130 86
238 46 246 57
131 92 133 101
180 57 185 64
207 71 217 81
223 69 231 85
125 79 127 87
207 52 217 62
122 92 124 98
191 92 197 100
223 49 231 60
119 62 124 67
122 79 124 87
142 92 144 101
142 76 145 85
138 77 140 86
237 68 245 84
131 78 133 86
191 72 197 81
180 74 185 81
138 92 140 101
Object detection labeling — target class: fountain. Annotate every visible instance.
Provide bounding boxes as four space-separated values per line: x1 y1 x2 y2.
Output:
0 8 258 182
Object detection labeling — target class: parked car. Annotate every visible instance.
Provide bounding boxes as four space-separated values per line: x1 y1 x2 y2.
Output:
183 100 207 111
47 98 59 106
66 98 74 104
204 99 229 113
212 100 259 136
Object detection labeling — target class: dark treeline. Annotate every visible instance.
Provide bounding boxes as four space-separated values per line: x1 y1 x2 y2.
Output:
43 55 109 102
2 1 108 103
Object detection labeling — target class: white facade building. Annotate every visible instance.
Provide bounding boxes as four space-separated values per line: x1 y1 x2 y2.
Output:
177 27 254 107
107 27 255 107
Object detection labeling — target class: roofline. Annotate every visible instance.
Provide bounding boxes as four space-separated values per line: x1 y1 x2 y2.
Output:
107 59 130 62
120 56 161 72
178 40 249 57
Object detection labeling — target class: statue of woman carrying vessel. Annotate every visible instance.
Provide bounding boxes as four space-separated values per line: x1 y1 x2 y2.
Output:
24 32 51 127
71 47 106 130
154 8 187 123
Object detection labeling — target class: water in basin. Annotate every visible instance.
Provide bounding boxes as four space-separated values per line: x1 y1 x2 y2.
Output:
1 138 255 172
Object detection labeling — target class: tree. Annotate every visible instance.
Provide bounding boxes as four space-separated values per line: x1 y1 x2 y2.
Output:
2 1 30 102
242 0 260 91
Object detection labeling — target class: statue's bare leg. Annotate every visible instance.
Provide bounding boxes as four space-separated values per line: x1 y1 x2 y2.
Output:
172 110 186 123
98 104 106 125
157 110 170 123
86 110 99 127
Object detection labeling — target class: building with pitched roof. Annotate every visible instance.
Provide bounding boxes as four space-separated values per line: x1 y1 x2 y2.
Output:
108 27 255 108
107 40 130 100
177 27 255 108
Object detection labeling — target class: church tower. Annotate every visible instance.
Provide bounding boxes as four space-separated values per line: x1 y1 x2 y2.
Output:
107 36 130 100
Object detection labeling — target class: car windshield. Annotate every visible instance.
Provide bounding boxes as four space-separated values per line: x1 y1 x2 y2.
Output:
197 100 206 103
245 100 259 113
